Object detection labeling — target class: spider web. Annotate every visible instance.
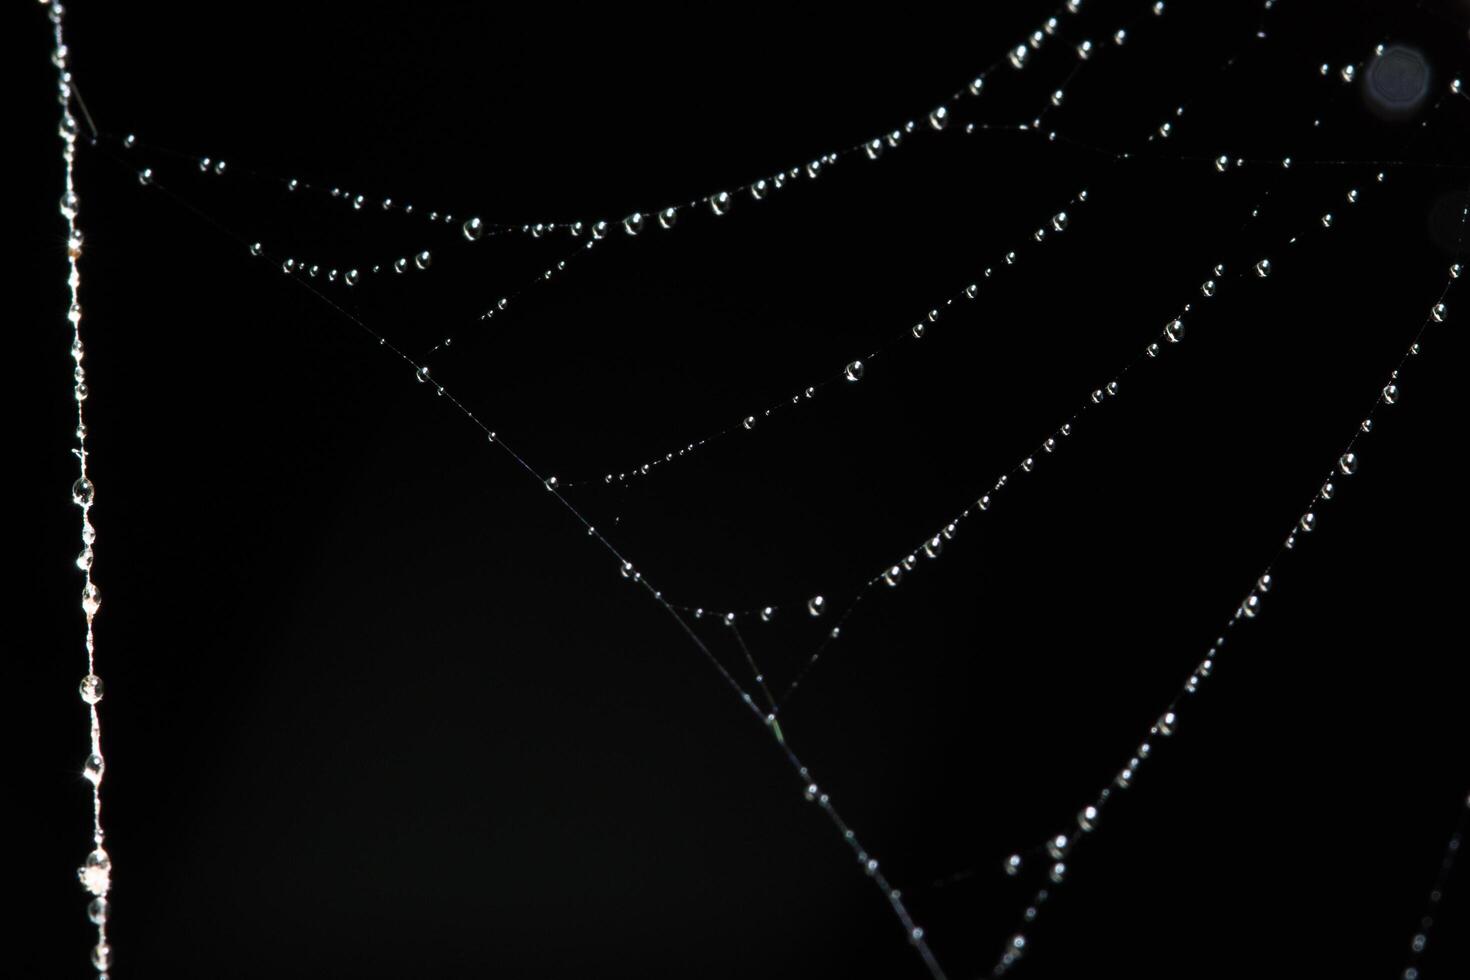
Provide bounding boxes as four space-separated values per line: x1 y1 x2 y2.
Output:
32 1 1470 977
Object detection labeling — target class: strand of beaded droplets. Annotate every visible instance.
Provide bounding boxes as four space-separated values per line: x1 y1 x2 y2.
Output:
45 1 116 974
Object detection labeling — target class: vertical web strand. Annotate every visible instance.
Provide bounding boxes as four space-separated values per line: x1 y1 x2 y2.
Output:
45 0 116 975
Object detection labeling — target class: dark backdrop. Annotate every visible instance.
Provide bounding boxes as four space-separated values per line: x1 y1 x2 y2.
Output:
12 2 1470 978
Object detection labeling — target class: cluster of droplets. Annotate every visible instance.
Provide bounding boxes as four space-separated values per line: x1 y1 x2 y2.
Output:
112 1 1104 268
1396 793 1468 980
774 178 1364 687
988 243 1460 976
47 3 114 974
561 190 1090 491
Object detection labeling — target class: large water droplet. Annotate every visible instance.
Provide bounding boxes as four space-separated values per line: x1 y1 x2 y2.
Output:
845 360 864 382
463 217 483 241
79 673 103 704
807 595 826 617
1165 319 1185 343
1255 258 1272 278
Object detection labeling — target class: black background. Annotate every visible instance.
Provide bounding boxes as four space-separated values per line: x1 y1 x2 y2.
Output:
11 2 1470 978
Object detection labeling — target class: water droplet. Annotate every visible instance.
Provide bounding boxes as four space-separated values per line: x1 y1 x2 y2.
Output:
1009 44 1029 69
1347 189 1360 204
1078 805 1099 831
82 584 101 617
462 217 483 241
1255 258 1271 278
1431 303 1447 323
883 566 903 587
84 753 105 783
1341 64 1357 83
91 942 112 971
345 269 360 286
415 365 431 384
924 536 943 558
969 77 985 96
655 207 678 230
1047 834 1070 858
1076 40 1093 59
72 477 95 506
761 606 774 622
1116 768 1134 788
807 595 826 617
1338 452 1358 475
1300 512 1317 532
87 897 109 925
1156 711 1177 735
79 673 103 704
1165 319 1185 343
1005 853 1022 875
137 168 153 186
1241 594 1260 618
845 360 864 382
624 212 644 235
929 106 949 130
393 257 408 274
545 476 559 489
911 323 926 339
1451 264 1463 279
1215 155 1230 172
414 250 431 270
